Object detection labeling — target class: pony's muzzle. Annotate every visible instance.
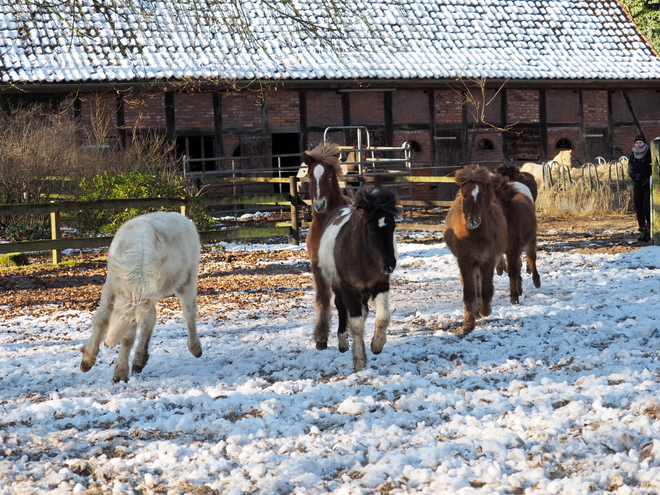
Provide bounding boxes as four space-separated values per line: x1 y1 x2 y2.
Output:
313 199 327 213
382 261 396 274
467 217 481 229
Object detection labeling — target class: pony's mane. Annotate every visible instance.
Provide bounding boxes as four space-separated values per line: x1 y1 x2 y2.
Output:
455 165 492 188
492 175 520 203
304 141 344 178
354 187 399 220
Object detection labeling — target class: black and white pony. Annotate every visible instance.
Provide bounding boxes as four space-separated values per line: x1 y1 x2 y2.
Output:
313 187 399 372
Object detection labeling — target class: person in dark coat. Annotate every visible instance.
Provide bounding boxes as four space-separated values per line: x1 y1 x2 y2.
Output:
628 134 652 242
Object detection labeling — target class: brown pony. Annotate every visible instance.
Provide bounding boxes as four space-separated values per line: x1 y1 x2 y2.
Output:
443 165 508 335
493 174 541 304
302 141 353 351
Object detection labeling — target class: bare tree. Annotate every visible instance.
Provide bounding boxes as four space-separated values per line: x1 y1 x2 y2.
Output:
449 77 517 164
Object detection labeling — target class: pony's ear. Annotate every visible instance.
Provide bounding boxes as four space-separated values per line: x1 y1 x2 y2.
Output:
302 151 315 166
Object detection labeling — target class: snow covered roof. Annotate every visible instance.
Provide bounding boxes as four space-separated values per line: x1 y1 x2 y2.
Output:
1 0 660 85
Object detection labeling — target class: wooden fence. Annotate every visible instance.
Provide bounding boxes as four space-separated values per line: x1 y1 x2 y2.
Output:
0 175 455 265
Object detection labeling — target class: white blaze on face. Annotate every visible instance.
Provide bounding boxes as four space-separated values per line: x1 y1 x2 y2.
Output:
313 164 325 199
471 184 480 202
378 216 387 228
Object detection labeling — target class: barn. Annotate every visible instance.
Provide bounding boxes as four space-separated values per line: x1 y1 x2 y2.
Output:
1 0 660 201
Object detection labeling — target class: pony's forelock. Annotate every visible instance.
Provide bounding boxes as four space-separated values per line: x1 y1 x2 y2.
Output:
455 164 492 187
304 141 344 179
354 187 399 220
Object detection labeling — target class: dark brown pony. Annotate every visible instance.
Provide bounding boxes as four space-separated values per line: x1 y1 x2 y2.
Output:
493 174 541 304
302 141 353 351
443 165 508 335
315 187 399 371
496 164 538 202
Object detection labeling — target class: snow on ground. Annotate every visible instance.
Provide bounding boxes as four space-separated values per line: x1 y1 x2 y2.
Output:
1 238 660 494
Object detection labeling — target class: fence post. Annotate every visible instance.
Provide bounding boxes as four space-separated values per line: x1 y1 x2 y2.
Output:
651 138 660 245
50 203 61 264
289 175 299 246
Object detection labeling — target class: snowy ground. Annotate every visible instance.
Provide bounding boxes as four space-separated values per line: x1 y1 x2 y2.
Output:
1 235 660 494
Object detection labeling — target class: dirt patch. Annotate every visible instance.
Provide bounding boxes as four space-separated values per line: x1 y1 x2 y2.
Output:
0 213 648 320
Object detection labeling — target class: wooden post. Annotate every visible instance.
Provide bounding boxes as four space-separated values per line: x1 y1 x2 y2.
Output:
289 175 299 246
651 138 660 245
50 206 61 265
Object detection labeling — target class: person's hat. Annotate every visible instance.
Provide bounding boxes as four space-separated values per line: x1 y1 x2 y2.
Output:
634 134 647 144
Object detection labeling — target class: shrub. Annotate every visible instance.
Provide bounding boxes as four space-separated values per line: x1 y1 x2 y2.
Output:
4 222 50 242
71 170 213 235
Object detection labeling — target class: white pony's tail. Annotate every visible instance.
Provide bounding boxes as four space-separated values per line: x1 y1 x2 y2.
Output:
104 297 152 348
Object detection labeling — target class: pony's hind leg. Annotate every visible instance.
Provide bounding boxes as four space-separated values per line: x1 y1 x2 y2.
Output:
506 250 523 304
177 283 202 358
312 265 333 350
526 243 541 289
113 321 138 383
334 293 349 353
80 292 114 373
371 291 390 354
132 303 157 375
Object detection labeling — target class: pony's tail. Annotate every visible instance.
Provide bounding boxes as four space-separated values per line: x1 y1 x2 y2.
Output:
104 298 151 348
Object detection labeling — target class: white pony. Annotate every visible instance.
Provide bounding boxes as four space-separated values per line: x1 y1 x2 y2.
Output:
80 211 202 383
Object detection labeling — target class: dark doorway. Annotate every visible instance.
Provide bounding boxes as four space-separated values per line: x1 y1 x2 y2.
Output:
176 135 215 172
434 130 463 201
272 133 301 195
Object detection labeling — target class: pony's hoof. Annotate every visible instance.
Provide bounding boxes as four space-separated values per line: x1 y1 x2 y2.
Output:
458 326 474 337
316 341 328 350
112 374 129 384
132 363 144 375
533 276 541 288
510 296 520 305
79 360 93 373
188 340 203 358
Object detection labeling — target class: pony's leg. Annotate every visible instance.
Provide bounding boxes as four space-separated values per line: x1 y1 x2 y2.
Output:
176 283 202 358
344 292 367 371
459 264 478 335
113 321 138 383
132 303 157 375
312 264 332 350
506 251 523 304
526 242 541 288
371 291 390 354
334 293 349 353
80 291 114 372
496 254 507 276
479 261 496 318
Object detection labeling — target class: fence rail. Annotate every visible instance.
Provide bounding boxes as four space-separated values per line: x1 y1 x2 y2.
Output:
0 175 456 264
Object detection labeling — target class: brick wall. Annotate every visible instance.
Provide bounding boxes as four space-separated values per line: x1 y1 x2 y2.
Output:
350 92 384 126
508 89 538 123
222 91 263 129
306 91 343 128
434 89 462 124
393 90 428 125
582 90 608 125
123 92 166 129
266 89 300 129
175 93 214 132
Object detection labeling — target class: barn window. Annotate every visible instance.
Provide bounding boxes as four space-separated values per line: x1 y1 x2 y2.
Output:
556 138 572 150
408 140 422 152
476 139 495 151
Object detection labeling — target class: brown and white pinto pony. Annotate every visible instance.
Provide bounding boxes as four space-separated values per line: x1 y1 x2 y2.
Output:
443 165 508 335
496 164 538 202
493 174 541 304
303 141 353 351
315 187 399 371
